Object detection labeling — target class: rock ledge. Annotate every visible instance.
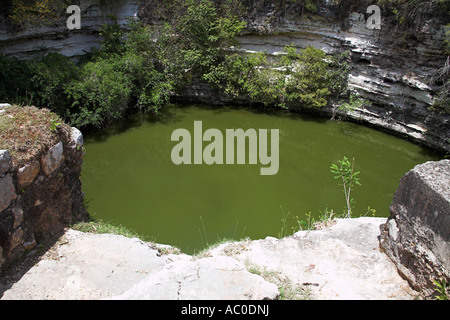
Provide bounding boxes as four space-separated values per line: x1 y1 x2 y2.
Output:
1 217 415 300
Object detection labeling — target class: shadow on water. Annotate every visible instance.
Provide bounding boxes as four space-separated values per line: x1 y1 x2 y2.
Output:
83 105 185 143
183 102 331 125
83 103 334 145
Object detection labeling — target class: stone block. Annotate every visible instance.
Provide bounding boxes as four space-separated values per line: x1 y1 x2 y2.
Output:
0 150 13 176
41 141 64 175
17 161 40 187
0 174 17 211
70 127 84 149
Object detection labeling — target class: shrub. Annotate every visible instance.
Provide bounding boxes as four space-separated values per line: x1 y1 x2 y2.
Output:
65 56 132 128
0 53 78 116
205 45 347 109
65 51 171 128
28 53 79 115
0 54 35 105
98 16 125 57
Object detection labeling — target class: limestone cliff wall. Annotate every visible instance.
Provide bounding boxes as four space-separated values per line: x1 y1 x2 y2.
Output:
0 0 139 58
173 1 449 152
0 0 448 152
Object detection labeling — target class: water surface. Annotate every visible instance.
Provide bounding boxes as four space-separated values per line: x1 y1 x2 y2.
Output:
82 105 441 253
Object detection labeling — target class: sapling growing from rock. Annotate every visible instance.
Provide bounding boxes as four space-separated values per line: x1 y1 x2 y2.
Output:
330 156 361 218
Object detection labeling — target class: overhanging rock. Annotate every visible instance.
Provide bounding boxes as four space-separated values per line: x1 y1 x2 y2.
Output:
380 159 450 297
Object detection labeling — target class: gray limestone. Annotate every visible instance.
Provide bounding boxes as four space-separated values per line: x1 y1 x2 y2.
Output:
0 218 415 300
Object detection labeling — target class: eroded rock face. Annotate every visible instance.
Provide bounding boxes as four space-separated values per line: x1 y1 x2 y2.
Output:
40 141 64 176
0 1 140 58
380 160 450 297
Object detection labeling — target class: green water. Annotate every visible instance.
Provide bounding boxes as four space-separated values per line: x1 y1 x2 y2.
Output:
81 104 441 253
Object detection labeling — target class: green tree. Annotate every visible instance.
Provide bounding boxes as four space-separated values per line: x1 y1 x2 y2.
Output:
283 45 333 109
174 0 245 77
330 156 361 218
98 16 125 57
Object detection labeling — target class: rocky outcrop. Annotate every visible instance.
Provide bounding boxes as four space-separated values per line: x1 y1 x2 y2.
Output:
0 218 414 300
380 160 450 298
0 111 88 272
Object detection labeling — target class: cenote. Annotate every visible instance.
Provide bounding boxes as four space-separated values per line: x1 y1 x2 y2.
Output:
81 104 441 254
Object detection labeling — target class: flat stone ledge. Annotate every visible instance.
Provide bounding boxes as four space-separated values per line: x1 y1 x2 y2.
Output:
1 218 415 300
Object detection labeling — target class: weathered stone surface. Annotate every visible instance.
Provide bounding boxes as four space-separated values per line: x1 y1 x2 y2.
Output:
1 218 414 300
17 161 40 187
23 239 36 251
0 2 139 58
12 207 23 229
10 228 23 251
40 142 64 175
0 103 10 115
0 230 279 300
70 127 84 149
0 150 13 176
0 108 88 273
380 160 450 297
0 174 16 212
210 217 414 300
111 256 279 300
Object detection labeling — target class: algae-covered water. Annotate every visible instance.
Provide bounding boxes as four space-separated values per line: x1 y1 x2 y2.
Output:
81 104 441 253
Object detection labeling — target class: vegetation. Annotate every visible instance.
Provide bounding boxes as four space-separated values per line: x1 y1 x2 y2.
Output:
0 105 66 167
1 0 446 129
376 0 450 31
205 45 350 109
247 264 312 300
330 156 361 218
0 0 354 130
430 56 450 115
5 0 71 28
433 278 449 300
332 92 372 121
71 219 143 240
